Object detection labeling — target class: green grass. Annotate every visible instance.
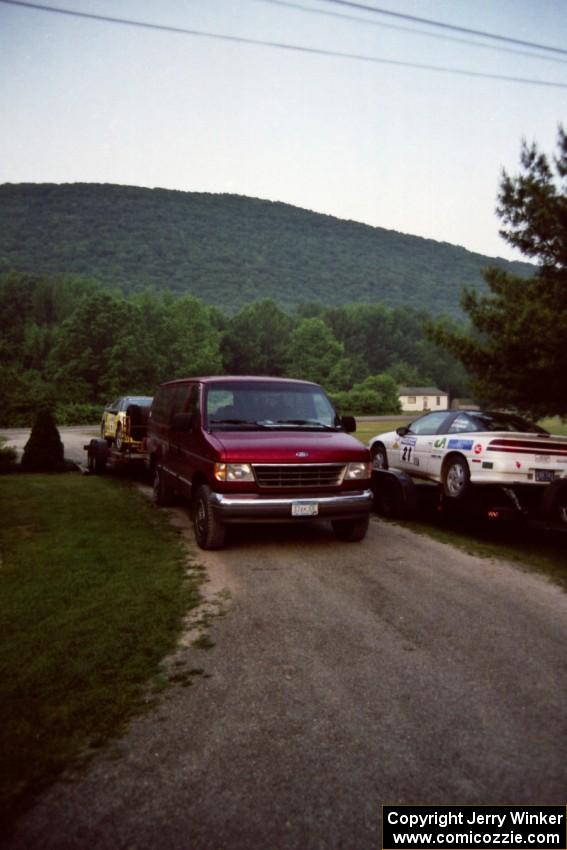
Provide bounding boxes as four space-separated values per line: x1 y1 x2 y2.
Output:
354 417 409 445
0 473 202 823
540 416 567 435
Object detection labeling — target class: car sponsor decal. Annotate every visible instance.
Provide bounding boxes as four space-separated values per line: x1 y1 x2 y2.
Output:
447 438 474 450
433 437 446 449
401 436 417 446
474 443 483 454
482 461 494 469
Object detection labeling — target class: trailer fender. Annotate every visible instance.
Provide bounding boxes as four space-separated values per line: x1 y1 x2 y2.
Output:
372 468 417 518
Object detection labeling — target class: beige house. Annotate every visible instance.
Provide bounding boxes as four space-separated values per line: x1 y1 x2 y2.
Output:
399 386 449 413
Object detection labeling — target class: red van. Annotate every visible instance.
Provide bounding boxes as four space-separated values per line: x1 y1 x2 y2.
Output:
146 376 373 549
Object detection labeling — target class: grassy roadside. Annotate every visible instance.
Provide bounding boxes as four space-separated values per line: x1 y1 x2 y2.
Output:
354 418 409 445
0 473 202 823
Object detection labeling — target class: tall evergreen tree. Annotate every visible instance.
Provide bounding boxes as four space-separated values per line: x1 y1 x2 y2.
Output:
431 127 567 418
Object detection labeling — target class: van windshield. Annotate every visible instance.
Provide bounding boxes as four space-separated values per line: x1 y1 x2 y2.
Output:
205 381 339 430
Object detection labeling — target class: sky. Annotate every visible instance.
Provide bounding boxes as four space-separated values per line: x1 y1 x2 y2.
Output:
1 0 566 261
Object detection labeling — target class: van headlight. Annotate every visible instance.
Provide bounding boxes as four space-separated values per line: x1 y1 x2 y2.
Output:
345 461 372 480
214 463 254 482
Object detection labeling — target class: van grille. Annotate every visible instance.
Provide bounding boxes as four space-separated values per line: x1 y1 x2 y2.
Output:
252 463 345 488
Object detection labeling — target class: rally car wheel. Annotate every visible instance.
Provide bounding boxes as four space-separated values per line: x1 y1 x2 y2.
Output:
443 455 470 499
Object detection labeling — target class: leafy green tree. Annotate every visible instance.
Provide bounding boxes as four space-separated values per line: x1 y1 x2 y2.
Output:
221 299 292 375
0 273 97 424
385 361 426 387
431 127 567 418
286 318 346 387
48 291 148 402
165 295 223 378
331 373 402 415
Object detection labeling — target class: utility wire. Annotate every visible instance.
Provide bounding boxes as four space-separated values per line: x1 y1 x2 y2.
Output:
322 0 567 57
2 0 567 89
259 0 567 66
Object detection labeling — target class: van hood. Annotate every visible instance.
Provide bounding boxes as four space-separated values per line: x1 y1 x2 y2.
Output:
211 429 368 463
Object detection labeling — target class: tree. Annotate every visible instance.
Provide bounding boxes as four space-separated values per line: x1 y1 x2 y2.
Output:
165 295 223 378
330 374 402 416
221 300 292 375
286 318 348 388
431 127 567 418
48 292 146 403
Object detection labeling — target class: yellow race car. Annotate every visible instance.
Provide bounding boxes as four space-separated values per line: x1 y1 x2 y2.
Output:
100 395 153 452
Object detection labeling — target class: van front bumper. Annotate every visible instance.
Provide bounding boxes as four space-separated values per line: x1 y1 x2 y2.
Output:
209 489 373 523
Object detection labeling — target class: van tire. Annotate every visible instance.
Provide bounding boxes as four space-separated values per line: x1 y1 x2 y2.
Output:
193 485 226 550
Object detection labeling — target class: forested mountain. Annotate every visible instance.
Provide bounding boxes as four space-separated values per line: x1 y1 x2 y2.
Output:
0 183 533 318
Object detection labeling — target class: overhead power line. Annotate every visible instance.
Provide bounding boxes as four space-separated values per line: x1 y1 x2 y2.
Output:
259 0 567 66
2 0 567 89
322 0 567 57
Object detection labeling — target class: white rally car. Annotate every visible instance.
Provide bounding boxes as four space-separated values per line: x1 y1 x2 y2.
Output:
369 409 567 521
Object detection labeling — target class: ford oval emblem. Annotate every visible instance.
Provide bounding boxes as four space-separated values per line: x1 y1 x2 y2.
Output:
296 451 309 458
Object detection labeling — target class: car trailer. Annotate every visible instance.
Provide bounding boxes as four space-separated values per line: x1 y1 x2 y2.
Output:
372 468 567 527
84 438 149 475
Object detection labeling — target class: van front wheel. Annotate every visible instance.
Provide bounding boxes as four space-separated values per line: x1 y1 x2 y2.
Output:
192 485 226 550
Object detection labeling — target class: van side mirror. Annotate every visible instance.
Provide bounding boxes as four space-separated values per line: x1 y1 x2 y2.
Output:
171 412 196 432
341 415 356 433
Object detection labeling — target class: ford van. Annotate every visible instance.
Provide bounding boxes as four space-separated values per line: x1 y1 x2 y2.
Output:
146 376 373 549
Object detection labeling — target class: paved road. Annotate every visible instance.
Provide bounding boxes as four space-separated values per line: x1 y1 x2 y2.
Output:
3 429 567 849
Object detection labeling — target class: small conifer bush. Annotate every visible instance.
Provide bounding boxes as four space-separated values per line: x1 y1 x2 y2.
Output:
21 409 65 473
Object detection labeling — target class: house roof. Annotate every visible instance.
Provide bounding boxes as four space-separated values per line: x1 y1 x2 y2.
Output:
399 387 447 395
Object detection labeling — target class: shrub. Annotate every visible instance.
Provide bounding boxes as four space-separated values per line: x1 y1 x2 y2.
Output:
21 410 65 473
330 373 402 416
55 402 101 426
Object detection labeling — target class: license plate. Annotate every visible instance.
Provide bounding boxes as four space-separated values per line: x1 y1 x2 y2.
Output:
535 469 556 482
292 502 318 517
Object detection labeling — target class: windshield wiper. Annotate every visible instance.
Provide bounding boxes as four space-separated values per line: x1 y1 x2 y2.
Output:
209 418 268 428
270 419 336 430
